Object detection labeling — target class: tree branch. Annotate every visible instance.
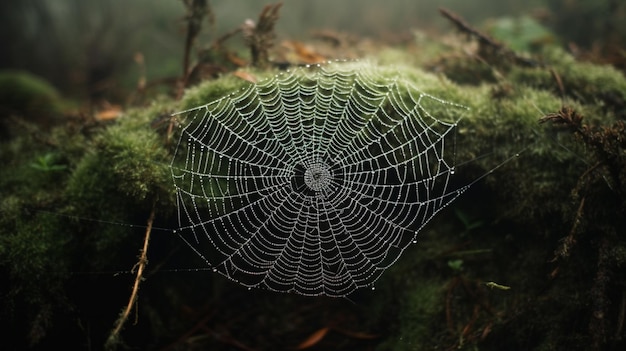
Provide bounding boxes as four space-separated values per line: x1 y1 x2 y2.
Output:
105 202 156 350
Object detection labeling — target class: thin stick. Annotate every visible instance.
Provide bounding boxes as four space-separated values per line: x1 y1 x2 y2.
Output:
439 7 539 67
105 203 156 350
439 7 503 50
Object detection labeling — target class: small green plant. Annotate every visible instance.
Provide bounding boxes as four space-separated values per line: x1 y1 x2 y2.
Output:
454 208 484 236
29 153 67 172
447 259 464 272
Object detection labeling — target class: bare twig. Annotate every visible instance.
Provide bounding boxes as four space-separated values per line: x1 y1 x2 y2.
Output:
439 7 539 67
182 0 213 77
242 2 283 68
551 196 585 263
105 203 156 350
439 8 502 51
179 0 214 98
214 27 243 49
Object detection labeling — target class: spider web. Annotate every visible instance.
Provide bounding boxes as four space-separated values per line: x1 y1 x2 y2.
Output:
170 63 468 297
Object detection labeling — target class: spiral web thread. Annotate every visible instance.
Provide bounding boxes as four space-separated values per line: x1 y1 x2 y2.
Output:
170 63 468 297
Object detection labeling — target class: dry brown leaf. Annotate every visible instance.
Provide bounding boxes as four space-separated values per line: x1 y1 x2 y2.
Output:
295 327 330 350
95 105 123 121
226 52 248 67
282 40 326 64
232 70 258 84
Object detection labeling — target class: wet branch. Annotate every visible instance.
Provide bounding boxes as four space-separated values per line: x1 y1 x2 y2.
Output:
242 2 282 68
182 0 214 78
105 203 156 350
439 7 539 67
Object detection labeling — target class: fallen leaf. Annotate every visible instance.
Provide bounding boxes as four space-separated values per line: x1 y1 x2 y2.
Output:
282 40 326 64
226 52 248 67
296 327 329 350
233 70 258 83
95 105 123 121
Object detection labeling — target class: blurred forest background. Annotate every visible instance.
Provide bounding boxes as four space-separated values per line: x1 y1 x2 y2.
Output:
2 0 623 104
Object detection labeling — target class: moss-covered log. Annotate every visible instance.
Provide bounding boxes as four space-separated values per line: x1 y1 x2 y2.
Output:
1 38 625 350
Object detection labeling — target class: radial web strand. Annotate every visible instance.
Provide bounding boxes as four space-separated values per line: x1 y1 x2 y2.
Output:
169 63 468 297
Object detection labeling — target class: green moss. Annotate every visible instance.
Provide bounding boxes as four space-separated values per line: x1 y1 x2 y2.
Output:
0 207 71 346
509 47 626 114
0 70 65 122
1 212 70 286
68 102 174 203
180 70 270 110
